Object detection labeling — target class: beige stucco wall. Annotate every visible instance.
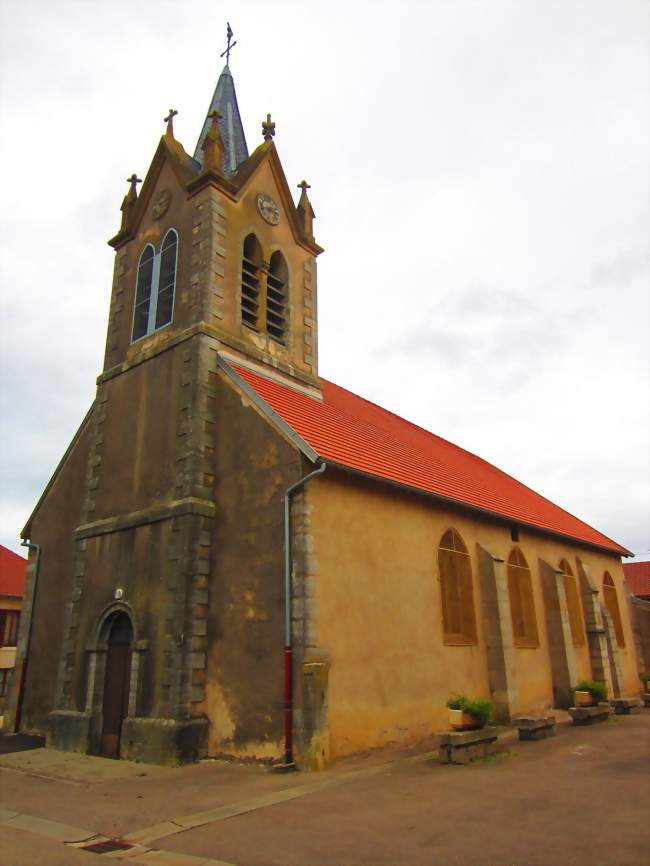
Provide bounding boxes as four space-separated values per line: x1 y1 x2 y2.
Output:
305 472 639 760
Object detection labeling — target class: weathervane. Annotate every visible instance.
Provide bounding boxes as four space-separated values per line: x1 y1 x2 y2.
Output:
220 22 237 65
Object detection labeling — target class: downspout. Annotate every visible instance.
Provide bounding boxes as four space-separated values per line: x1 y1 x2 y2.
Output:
14 540 41 732
280 461 326 769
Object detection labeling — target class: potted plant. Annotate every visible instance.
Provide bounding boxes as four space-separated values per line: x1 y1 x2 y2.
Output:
446 696 494 731
573 680 607 707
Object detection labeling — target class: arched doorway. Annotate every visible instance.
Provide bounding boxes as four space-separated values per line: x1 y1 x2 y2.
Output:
101 612 133 758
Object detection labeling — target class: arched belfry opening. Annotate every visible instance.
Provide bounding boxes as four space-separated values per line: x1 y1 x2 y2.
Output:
100 612 133 758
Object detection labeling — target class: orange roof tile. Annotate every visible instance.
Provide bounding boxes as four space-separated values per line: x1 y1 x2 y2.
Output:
623 561 650 597
231 364 629 556
0 544 27 597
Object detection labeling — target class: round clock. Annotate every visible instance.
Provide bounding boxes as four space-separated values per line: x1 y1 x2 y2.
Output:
257 193 280 225
152 189 172 220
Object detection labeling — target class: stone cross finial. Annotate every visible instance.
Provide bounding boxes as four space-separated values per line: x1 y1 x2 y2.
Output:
164 108 178 136
297 180 311 192
220 22 237 65
262 113 276 141
127 173 143 195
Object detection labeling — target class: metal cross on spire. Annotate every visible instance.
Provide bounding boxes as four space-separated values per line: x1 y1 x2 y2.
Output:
220 22 237 65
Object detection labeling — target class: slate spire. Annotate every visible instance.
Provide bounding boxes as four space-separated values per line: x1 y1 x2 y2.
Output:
194 63 249 176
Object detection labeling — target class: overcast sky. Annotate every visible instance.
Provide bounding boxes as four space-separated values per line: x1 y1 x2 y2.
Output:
0 0 648 561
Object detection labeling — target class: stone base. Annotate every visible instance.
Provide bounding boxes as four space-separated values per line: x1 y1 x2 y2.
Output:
611 698 642 715
512 714 555 741
47 710 92 754
121 717 208 765
436 726 498 764
568 703 610 725
642 693 650 708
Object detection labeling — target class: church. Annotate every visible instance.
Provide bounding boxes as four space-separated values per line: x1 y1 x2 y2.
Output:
6 37 646 768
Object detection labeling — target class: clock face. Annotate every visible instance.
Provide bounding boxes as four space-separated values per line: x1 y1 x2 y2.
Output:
257 193 280 225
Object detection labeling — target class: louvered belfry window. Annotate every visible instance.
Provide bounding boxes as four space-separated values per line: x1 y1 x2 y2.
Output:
560 558 585 647
603 572 625 647
241 233 262 330
438 529 478 644
266 251 288 344
507 547 539 648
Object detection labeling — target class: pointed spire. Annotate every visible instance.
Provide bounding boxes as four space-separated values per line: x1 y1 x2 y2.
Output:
202 110 225 174
194 27 249 176
262 113 275 142
296 180 315 239
120 174 142 229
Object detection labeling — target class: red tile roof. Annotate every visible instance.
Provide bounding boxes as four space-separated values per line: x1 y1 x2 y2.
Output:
232 364 629 556
623 561 650 597
0 544 27 597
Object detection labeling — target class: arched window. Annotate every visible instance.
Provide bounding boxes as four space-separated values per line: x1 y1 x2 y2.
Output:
437 529 477 644
131 244 155 341
603 572 625 647
266 251 288 344
559 558 585 647
131 230 178 342
155 229 178 329
241 233 262 330
507 547 539 647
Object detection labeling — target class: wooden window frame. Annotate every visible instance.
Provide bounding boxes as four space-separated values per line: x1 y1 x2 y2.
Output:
603 572 626 648
0 668 10 697
437 529 478 646
0 610 20 647
559 559 585 647
130 229 178 343
507 547 539 648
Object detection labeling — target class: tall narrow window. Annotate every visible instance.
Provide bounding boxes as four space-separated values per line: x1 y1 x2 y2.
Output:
241 234 262 330
507 547 539 648
603 572 625 647
266 251 288 344
559 559 585 647
132 245 155 341
155 230 177 329
437 529 477 644
131 231 178 342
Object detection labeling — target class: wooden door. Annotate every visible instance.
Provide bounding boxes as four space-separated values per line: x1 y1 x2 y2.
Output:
101 614 133 758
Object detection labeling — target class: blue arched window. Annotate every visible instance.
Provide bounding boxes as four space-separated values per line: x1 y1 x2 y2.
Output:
131 229 178 341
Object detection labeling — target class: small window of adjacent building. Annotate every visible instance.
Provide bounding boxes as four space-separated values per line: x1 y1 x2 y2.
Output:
0 668 10 697
241 233 262 330
559 559 585 647
131 230 178 342
0 610 20 647
437 529 478 645
603 572 625 648
507 547 539 648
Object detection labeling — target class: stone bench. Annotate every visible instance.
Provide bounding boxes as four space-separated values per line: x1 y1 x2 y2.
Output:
611 697 643 715
568 703 610 725
512 715 555 741
436 726 499 764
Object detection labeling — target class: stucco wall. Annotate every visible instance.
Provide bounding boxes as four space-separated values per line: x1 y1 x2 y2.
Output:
305 471 638 759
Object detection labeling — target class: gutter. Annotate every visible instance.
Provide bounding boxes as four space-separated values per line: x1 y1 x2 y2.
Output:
278 461 327 770
14 540 42 732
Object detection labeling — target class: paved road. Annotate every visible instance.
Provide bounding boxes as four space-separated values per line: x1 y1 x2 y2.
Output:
1 712 649 866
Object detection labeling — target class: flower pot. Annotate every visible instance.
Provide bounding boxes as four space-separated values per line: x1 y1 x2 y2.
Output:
574 691 596 707
448 708 483 731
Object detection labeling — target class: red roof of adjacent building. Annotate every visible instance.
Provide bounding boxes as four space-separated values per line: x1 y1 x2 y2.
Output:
0 544 27 598
623 561 650 598
232 364 629 556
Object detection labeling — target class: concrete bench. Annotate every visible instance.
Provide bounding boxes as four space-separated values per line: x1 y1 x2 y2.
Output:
610 697 642 715
436 726 499 764
568 703 610 725
512 715 555 741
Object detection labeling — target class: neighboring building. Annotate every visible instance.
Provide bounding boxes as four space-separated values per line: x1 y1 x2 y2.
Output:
0 545 26 725
5 49 645 766
623 561 650 601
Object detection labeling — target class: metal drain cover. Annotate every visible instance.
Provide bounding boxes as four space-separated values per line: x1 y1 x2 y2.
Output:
81 839 134 854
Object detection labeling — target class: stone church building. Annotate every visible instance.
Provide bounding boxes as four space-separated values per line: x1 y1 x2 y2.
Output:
6 55 646 767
